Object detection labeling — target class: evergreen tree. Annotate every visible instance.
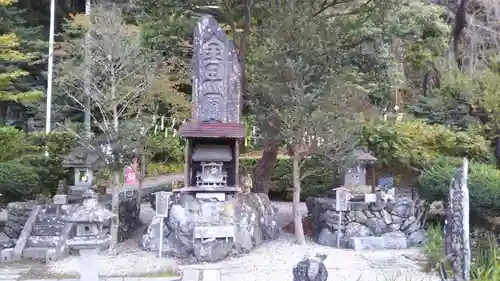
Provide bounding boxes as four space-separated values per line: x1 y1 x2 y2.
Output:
0 0 44 103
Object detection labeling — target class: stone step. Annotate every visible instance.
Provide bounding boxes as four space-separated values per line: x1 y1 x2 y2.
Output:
35 215 63 223
203 270 221 281
26 235 61 248
0 273 20 281
22 247 51 260
32 223 65 236
182 269 200 281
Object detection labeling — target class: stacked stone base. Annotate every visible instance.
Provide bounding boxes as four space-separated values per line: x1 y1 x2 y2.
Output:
306 197 427 250
141 192 279 262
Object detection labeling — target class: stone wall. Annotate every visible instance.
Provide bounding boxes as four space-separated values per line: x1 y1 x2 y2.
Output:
0 202 35 250
306 197 427 249
141 192 279 262
0 191 142 249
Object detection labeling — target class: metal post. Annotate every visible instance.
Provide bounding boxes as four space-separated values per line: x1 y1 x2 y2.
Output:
45 0 56 135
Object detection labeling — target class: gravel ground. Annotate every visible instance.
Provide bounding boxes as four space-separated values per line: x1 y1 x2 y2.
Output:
46 201 437 281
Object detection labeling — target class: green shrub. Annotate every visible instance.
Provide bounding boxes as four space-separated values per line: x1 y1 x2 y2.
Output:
0 127 37 161
24 132 77 196
417 156 500 216
423 223 445 273
147 134 184 163
0 128 77 198
147 162 184 177
362 119 492 169
240 156 336 200
0 162 40 203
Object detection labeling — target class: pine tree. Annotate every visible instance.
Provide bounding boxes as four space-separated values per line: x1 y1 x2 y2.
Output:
0 0 43 103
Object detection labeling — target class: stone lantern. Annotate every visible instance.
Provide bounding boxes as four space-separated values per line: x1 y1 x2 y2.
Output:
65 189 115 281
62 147 100 201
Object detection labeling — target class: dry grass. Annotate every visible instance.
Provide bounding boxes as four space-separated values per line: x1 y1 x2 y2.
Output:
19 267 180 280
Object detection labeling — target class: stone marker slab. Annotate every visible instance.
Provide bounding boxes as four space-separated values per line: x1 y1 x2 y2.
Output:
203 270 221 281
349 236 407 250
364 193 376 203
196 193 225 201
193 226 234 239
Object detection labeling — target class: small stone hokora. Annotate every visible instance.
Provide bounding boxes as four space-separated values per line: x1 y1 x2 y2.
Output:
293 253 328 281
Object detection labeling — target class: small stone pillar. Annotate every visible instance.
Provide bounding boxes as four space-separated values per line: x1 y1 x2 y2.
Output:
64 190 115 281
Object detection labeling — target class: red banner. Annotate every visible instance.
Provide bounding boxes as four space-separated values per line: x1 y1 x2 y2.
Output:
124 158 138 185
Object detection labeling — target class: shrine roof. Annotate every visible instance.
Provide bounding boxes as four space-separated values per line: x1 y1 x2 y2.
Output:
179 122 245 138
352 148 377 162
62 146 101 168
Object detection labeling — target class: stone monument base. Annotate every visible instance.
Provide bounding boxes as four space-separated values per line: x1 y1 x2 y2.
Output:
141 192 279 262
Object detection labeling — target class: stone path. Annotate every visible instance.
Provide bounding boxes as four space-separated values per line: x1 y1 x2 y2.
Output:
0 267 29 281
122 173 184 192
177 242 439 281
181 269 221 281
21 277 179 281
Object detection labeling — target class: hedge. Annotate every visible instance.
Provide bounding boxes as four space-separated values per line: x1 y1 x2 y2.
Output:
147 162 184 177
0 127 77 200
417 156 500 217
0 162 40 203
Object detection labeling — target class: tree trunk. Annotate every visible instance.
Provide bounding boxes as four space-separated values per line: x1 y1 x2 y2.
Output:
292 149 305 245
495 137 500 168
109 170 120 252
137 150 146 211
109 102 120 252
253 144 278 193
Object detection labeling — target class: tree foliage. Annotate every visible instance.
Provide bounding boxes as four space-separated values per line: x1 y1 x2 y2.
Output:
362 119 492 169
0 0 43 103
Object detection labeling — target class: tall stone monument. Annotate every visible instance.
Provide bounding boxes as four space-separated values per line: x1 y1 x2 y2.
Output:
442 158 470 281
179 15 244 181
141 15 278 262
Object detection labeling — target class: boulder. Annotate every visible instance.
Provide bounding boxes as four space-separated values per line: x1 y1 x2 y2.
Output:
317 228 345 248
345 222 371 238
407 229 427 247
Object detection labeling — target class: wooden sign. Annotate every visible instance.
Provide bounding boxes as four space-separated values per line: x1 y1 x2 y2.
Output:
155 191 170 217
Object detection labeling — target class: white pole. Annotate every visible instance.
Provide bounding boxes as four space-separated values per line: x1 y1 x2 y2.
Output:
45 0 56 134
